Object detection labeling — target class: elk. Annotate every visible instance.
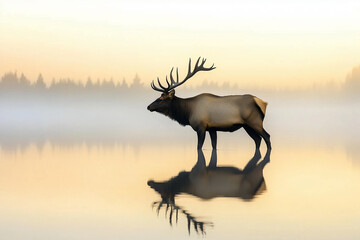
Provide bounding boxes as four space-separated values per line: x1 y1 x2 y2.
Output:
147 57 271 159
148 149 269 234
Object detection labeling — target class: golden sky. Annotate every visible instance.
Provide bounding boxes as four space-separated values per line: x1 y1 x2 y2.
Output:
1 0 360 88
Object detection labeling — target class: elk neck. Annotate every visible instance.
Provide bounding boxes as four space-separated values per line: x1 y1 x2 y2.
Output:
168 96 192 126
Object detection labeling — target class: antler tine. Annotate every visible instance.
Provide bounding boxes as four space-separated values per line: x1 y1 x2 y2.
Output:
194 56 201 69
157 77 167 91
151 80 164 92
169 67 176 85
165 76 171 88
201 58 208 67
176 67 179 83
187 58 192 76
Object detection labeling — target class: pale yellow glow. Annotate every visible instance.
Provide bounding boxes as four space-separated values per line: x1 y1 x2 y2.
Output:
1 0 360 88
0 142 359 239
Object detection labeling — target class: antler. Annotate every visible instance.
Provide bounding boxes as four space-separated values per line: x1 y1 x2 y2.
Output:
151 57 216 93
152 201 213 235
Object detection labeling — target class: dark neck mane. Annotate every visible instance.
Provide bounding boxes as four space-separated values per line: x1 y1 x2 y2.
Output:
168 97 191 126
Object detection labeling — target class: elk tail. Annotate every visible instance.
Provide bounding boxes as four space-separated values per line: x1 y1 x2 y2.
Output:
253 97 267 120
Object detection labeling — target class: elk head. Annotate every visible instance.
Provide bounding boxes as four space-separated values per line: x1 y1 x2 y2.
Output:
147 57 215 114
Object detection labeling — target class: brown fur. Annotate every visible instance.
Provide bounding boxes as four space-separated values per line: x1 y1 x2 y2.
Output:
148 92 271 159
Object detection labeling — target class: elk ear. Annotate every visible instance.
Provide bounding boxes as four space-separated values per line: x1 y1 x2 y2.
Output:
168 90 175 99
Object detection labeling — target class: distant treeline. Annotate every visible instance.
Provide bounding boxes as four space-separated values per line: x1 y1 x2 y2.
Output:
0 72 242 94
1 66 360 99
0 72 142 92
0 71 247 92
0 71 266 102
345 65 360 93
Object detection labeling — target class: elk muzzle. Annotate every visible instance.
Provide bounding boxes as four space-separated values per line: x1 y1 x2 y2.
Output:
147 103 155 112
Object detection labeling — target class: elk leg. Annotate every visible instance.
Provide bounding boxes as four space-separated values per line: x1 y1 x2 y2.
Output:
260 128 271 160
197 129 206 149
245 117 271 160
244 126 261 161
209 130 217 149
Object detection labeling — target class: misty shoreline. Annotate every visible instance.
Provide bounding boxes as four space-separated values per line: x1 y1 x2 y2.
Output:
0 71 359 157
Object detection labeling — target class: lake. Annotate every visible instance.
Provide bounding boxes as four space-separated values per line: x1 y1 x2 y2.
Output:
0 98 359 239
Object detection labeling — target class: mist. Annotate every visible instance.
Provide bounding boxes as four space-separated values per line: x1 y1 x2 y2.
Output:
0 71 359 162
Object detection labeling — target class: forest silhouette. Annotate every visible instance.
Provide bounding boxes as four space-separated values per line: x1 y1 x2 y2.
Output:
1 66 359 101
0 71 244 99
0 72 146 100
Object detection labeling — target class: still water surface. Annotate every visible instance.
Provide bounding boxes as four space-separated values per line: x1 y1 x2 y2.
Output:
0 134 359 239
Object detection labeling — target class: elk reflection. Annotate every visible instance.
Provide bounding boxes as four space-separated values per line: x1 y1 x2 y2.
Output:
148 150 270 234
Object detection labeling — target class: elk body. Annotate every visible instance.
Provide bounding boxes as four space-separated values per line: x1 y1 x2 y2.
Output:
147 58 271 159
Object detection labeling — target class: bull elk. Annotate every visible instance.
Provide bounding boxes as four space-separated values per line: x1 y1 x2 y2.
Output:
147 57 271 159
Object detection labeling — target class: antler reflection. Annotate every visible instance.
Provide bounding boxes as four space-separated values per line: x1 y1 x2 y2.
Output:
151 200 213 235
